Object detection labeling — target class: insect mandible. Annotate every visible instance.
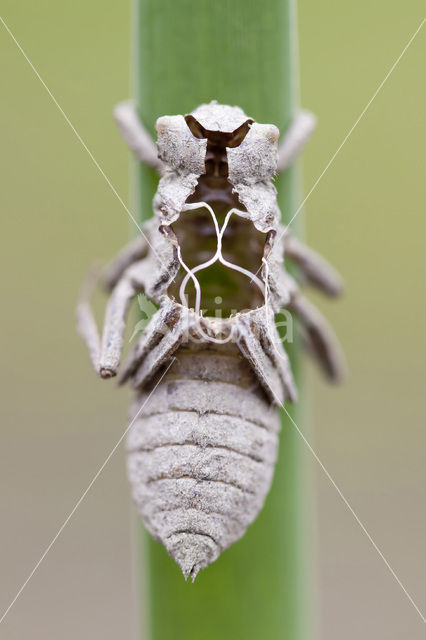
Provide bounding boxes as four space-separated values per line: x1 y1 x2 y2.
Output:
77 100 345 580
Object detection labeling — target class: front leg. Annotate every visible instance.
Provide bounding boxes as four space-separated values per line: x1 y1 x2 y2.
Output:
114 101 163 173
277 109 317 172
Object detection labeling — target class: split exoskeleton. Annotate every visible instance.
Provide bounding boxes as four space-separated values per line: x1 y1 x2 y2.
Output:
77 100 345 580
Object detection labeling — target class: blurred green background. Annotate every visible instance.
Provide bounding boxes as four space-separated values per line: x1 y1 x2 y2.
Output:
0 1 425 638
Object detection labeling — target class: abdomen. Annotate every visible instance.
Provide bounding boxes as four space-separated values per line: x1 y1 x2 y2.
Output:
126 342 280 580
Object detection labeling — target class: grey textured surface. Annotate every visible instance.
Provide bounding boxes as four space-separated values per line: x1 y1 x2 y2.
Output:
190 101 250 133
126 344 280 580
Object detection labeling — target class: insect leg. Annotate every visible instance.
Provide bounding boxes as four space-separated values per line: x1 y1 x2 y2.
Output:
118 299 183 385
76 265 103 372
283 230 343 297
114 101 163 172
99 261 149 378
238 311 297 404
284 274 346 382
77 259 149 378
102 234 149 292
276 109 317 172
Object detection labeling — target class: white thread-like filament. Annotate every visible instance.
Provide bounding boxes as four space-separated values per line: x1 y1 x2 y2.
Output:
176 244 202 312
218 209 266 290
179 202 265 315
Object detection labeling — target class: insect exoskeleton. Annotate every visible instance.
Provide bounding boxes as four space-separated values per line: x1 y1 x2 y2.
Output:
77 100 345 580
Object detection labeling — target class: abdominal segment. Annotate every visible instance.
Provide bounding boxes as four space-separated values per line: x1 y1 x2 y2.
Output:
126 343 280 580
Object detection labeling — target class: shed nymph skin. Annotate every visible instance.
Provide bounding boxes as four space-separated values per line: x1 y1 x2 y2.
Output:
77 100 345 580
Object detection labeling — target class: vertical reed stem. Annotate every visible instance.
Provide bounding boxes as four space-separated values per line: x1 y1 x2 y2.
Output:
134 1 310 637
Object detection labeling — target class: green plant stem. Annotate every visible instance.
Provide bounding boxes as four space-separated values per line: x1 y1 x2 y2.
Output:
134 0 310 637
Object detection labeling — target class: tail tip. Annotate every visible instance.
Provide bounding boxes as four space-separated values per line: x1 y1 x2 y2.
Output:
164 532 219 582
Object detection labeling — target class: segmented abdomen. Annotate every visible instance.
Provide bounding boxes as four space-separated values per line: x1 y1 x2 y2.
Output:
126 344 280 580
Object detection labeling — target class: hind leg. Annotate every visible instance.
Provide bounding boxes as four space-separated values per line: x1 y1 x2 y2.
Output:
283 274 346 382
